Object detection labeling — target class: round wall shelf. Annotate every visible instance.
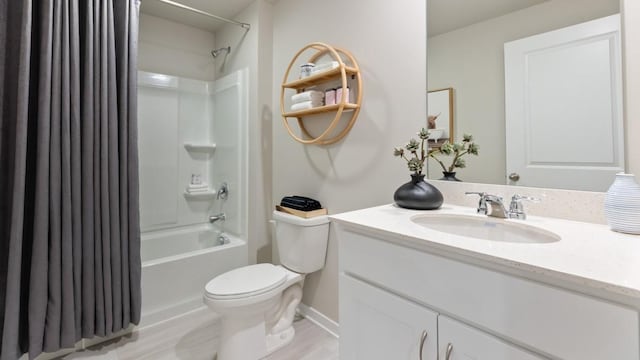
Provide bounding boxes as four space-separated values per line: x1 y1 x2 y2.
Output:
280 42 362 145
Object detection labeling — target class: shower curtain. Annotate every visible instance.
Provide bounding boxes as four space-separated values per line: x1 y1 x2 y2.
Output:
0 1 141 359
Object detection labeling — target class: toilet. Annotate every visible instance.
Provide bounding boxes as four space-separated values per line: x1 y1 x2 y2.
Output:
203 211 330 360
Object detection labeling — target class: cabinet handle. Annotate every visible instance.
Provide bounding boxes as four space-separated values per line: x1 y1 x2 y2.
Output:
445 343 453 360
418 330 428 360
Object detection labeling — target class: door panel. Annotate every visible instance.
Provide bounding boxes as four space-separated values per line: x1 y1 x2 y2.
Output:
504 14 624 191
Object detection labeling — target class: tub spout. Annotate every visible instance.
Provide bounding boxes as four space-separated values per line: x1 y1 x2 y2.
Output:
209 213 226 223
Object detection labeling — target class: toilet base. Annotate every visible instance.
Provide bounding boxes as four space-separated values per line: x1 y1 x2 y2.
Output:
266 325 295 354
211 275 304 360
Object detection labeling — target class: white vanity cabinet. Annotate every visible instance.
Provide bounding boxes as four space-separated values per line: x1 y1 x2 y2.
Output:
339 274 438 360
336 225 640 360
438 315 545 360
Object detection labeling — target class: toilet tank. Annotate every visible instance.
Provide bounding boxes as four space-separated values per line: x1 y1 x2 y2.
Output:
272 211 330 274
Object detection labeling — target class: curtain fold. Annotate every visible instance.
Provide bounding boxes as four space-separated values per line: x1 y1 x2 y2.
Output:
0 1 141 359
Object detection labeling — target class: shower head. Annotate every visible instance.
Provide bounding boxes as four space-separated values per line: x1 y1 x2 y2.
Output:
211 46 231 58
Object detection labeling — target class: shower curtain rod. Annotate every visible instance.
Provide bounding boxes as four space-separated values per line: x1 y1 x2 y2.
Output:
156 0 251 30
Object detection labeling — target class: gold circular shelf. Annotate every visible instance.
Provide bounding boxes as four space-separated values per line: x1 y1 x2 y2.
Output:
280 42 362 145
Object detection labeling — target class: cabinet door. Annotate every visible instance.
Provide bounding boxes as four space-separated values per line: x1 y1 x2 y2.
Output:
438 315 545 360
339 274 437 360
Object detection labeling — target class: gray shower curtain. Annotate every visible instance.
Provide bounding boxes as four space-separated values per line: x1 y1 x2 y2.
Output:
0 1 141 359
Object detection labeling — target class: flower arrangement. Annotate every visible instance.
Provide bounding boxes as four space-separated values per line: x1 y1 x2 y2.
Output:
429 134 479 173
394 129 479 175
393 128 430 175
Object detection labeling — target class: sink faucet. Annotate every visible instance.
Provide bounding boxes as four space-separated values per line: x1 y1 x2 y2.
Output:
483 194 509 218
466 192 539 219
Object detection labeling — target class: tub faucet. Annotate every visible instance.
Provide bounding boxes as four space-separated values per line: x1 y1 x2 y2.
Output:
209 213 226 223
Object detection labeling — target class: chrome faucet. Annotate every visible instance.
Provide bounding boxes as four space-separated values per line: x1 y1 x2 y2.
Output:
209 213 226 223
508 194 539 220
466 192 539 219
465 192 488 215
483 194 509 218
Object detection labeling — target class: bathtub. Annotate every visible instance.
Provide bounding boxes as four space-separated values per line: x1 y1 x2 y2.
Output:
140 225 247 326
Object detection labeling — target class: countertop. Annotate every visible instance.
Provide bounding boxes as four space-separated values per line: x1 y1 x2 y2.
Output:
330 204 640 305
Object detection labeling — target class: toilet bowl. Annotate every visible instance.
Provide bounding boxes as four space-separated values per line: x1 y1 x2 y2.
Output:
203 211 330 360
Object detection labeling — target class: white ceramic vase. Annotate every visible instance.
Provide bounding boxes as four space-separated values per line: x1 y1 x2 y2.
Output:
604 173 640 235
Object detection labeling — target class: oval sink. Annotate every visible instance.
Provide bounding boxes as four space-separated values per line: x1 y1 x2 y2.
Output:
410 214 560 243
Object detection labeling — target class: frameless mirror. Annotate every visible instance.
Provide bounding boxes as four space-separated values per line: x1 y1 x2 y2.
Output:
426 0 623 192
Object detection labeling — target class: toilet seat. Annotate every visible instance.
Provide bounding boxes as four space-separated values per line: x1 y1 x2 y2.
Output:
205 263 288 300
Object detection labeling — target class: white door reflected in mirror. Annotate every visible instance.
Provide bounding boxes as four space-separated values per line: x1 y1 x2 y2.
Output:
504 14 624 191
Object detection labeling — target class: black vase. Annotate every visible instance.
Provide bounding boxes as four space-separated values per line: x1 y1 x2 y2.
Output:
440 171 462 181
394 174 443 210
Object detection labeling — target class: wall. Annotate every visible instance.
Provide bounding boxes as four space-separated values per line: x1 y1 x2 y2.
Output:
138 14 216 80
623 0 640 175
427 0 619 184
272 0 427 321
214 0 274 264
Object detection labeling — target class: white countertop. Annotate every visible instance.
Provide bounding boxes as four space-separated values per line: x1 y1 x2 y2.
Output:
330 204 640 304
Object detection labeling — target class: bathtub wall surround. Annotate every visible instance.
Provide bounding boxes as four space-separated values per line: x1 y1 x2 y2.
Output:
137 69 249 325
138 69 247 234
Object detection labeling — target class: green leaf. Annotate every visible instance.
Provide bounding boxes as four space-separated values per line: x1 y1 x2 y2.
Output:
417 128 430 140
406 138 420 151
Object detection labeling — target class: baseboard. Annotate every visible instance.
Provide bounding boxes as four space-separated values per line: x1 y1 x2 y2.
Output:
297 303 339 338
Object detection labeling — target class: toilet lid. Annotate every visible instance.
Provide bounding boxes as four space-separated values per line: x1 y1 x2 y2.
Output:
205 263 288 299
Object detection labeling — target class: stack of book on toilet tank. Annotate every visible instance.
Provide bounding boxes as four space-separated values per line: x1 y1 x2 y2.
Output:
276 195 327 218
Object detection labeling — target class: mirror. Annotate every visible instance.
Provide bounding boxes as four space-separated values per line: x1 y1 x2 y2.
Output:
427 88 454 148
426 0 622 191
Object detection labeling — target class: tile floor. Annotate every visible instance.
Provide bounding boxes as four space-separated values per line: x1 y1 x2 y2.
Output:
57 308 338 360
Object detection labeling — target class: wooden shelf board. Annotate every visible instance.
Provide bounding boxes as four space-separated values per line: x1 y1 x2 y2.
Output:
282 66 358 89
283 103 359 118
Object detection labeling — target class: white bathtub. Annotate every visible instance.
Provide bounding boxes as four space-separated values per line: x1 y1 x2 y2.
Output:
140 225 247 326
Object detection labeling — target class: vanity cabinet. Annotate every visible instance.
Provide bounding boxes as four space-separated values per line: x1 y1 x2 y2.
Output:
438 315 545 360
340 274 438 360
337 227 640 360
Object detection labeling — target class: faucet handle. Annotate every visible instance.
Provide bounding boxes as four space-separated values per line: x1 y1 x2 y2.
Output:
509 194 540 219
510 194 540 204
465 191 486 197
465 191 488 214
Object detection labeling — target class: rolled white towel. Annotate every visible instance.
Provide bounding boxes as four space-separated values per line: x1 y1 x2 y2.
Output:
291 101 322 112
312 61 339 74
291 90 324 104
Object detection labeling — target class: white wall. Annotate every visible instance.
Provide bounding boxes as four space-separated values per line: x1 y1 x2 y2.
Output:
272 0 427 321
427 0 619 184
623 0 640 175
214 0 274 264
139 14 216 80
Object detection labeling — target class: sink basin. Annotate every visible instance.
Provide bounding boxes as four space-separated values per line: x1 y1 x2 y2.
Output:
411 214 560 243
